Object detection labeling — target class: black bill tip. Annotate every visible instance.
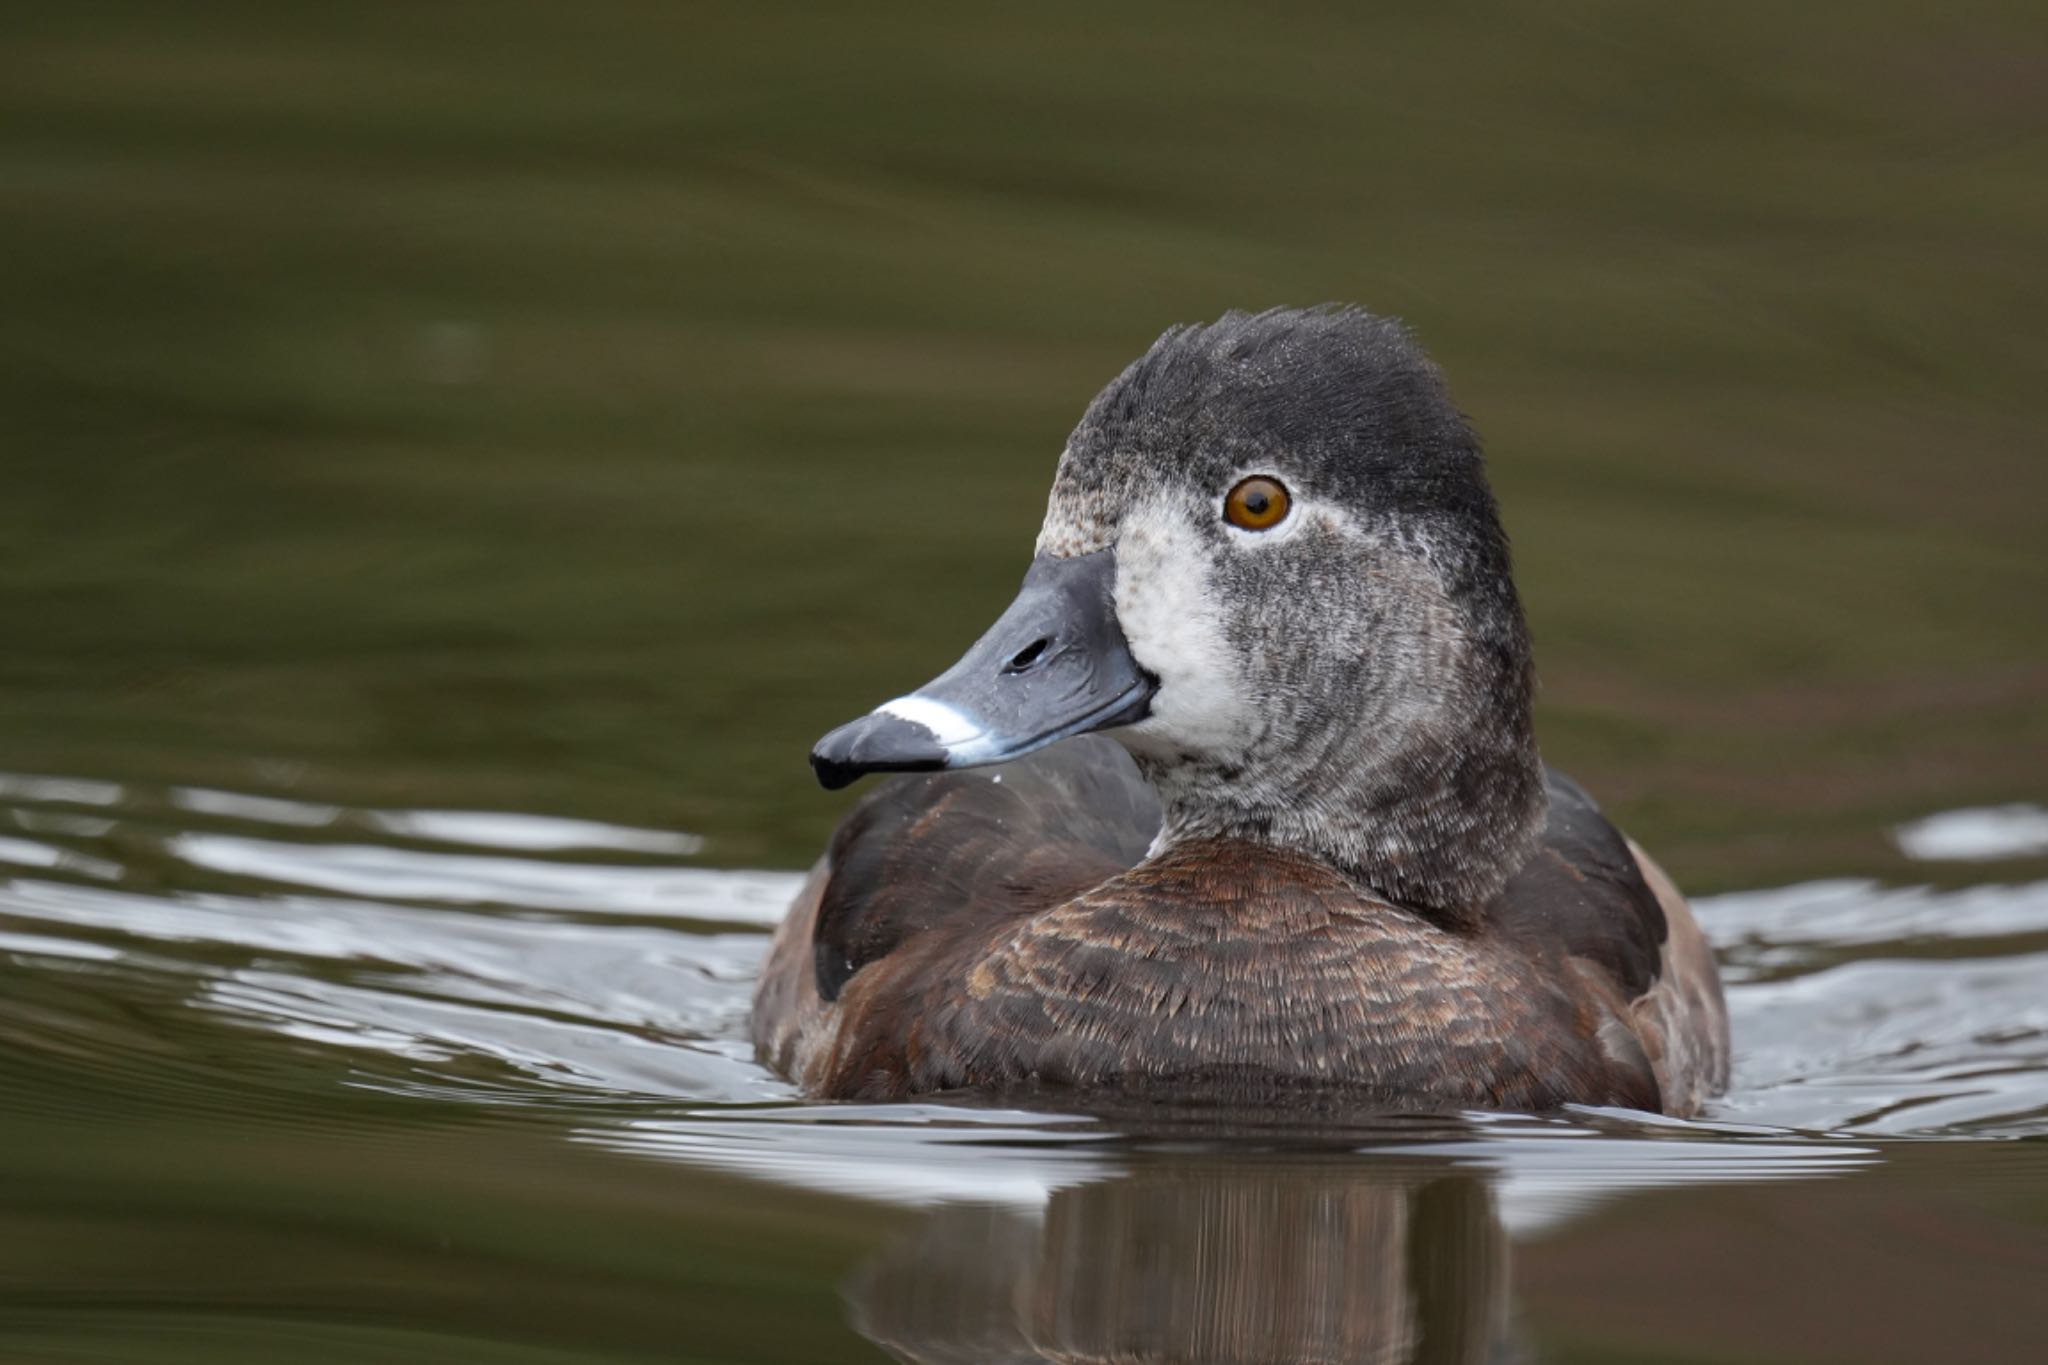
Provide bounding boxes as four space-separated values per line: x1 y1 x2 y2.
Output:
810 712 949 791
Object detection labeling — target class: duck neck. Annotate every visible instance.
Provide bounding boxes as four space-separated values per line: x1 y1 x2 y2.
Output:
1133 612 1546 928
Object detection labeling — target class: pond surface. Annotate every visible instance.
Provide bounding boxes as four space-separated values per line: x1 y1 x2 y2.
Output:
6 777 2047 1362
5 4 2047 1363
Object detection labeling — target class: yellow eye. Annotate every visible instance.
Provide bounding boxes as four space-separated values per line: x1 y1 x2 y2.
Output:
1224 475 1291 531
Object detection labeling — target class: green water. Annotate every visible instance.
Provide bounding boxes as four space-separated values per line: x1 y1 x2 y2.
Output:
3 4 2047 1362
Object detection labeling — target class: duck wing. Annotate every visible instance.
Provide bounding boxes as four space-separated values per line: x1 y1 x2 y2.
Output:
751 736 1157 1083
755 749 1726 1115
1495 767 1730 1113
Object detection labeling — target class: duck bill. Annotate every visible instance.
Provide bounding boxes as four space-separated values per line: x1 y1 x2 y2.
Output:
811 549 1155 790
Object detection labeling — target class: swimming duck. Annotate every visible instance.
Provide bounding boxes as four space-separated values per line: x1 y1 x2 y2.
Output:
753 306 1729 1117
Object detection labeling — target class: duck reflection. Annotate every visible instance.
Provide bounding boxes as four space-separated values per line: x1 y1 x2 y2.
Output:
847 1159 1516 1364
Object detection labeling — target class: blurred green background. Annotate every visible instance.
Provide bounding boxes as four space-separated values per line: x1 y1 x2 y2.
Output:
5 7 2048 1364
3 0 2043 890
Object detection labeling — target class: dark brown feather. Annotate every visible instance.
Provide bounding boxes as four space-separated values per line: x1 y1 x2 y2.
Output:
752 738 1728 1116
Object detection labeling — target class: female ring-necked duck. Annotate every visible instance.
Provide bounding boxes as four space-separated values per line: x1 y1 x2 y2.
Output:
753 306 1729 1117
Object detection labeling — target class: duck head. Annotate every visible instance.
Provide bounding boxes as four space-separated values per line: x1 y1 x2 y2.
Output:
812 306 1544 915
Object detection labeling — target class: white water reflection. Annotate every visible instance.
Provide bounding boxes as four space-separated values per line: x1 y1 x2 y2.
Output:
363 808 705 856
168 833 795 923
1 771 2044 1243
589 1105 1878 1238
175 782 708 854
0 772 123 806
1703 875 2048 955
0 833 123 881
1894 803 2048 862
171 785 344 827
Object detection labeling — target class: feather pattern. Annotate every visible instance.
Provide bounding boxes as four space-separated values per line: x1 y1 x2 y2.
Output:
753 741 1728 1114
754 306 1730 1116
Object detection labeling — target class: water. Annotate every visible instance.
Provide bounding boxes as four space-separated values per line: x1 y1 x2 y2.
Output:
5 771 2047 1361
6 3 2048 1360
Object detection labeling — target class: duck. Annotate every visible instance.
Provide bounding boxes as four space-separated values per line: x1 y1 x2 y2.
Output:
752 305 1729 1117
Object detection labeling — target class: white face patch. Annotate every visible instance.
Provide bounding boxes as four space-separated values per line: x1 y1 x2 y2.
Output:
1110 498 1261 758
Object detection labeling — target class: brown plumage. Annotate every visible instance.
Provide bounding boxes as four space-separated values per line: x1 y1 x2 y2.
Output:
753 306 1730 1116
753 740 1727 1115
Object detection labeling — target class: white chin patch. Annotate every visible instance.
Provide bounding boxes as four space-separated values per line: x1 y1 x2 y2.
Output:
874 695 1006 765
1111 502 1257 756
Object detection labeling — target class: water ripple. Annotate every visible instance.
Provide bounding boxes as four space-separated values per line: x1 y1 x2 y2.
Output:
4 778 2046 1231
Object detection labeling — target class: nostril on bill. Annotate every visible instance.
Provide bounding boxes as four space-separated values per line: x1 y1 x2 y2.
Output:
1004 638 1050 673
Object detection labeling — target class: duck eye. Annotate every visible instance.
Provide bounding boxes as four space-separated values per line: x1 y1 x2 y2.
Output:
1224 475 1291 531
